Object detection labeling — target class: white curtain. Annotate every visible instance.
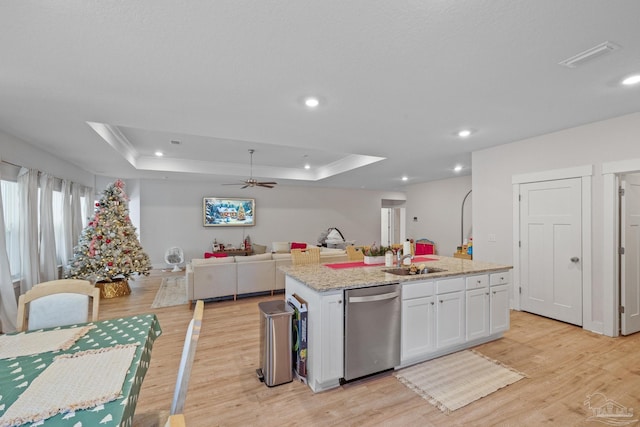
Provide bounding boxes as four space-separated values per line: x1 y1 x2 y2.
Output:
59 179 73 267
39 172 57 281
0 165 18 333
18 167 39 292
83 186 94 227
70 182 83 249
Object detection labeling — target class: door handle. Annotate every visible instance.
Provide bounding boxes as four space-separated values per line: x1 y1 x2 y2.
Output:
570 257 580 263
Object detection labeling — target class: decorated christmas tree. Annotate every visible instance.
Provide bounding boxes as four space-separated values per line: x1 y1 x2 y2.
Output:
66 179 152 282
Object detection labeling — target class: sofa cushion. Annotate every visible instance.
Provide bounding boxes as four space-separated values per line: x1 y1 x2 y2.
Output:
272 241 290 253
234 253 273 263
290 242 307 250
271 253 292 261
252 243 267 254
320 247 346 254
192 257 235 266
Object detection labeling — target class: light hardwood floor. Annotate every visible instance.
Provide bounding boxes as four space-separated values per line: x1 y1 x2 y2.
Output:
104 270 640 426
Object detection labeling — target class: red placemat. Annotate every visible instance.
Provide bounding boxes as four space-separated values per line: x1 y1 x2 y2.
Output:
325 257 436 269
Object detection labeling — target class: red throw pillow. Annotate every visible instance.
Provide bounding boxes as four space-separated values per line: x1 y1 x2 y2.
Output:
204 252 228 258
290 242 307 250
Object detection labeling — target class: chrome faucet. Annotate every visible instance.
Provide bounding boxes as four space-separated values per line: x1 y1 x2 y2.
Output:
396 252 413 267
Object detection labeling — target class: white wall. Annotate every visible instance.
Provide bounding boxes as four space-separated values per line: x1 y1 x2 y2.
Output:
405 175 472 256
0 130 94 186
473 111 640 333
138 179 405 267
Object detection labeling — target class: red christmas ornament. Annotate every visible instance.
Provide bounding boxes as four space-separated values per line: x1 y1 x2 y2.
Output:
106 239 111 244
108 261 113 266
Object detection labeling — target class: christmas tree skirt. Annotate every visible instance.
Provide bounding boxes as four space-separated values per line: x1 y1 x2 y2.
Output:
96 279 131 298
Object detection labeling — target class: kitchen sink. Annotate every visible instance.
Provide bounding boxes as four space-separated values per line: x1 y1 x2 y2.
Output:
383 267 447 276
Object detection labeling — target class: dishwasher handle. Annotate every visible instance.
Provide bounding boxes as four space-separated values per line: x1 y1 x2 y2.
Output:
348 291 399 304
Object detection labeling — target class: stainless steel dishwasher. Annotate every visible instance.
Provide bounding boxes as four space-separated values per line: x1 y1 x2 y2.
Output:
343 283 401 382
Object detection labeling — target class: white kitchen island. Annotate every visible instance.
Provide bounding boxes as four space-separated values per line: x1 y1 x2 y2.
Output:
281 255 512 393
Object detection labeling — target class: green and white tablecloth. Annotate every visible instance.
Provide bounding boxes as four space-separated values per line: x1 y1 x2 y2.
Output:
0 314 162 427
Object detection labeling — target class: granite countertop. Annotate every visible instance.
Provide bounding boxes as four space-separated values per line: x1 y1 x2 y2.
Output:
280 255 512 292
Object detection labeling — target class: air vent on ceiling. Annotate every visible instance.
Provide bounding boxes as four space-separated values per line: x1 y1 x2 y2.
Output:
559 41 620 68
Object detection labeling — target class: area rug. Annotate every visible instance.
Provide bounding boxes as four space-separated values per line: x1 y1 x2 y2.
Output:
395 350 526 413
151 276 187 308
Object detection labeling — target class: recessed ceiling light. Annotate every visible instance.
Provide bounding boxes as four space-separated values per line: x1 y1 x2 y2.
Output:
304 97 320 108
402 176 408 181
304 163 311 170
622 74 640 86
458 129 472 138
155 151 164 157
454 165 463 172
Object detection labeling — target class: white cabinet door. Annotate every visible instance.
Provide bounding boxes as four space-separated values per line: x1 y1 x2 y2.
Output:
401 295 435 362
466 287 490 341
490 284 510 334
319 291 344 383
520 178 582 326
436 290 465 348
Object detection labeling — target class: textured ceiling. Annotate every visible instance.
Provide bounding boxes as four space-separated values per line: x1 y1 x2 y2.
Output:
1 1 640 190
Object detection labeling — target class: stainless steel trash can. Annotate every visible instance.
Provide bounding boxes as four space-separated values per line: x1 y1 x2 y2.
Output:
257 300 293 387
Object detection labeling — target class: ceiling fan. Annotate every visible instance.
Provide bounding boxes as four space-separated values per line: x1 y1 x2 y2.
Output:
224 149 278 189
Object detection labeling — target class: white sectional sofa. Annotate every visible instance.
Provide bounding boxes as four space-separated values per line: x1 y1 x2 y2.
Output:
185 249 348 306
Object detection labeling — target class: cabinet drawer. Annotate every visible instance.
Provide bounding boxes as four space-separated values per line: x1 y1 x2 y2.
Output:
403 280 434 300
465 274 488 289
436 277 465 294
490 271 511 286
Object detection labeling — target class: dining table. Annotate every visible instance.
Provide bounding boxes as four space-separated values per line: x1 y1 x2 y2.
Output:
0 313 162 427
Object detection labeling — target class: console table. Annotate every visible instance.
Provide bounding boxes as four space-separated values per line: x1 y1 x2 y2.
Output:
205 249 253 257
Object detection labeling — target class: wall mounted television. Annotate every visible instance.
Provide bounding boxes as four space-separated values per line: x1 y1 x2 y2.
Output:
203 197 255 227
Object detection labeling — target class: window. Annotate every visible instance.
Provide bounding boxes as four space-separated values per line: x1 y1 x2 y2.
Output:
1 180 20 279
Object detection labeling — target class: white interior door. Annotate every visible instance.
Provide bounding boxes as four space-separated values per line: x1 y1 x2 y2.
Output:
621 173 640 335
520 178 582 325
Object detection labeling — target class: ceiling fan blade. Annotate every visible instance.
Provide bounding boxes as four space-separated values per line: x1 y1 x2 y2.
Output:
241 184 249 189
222 183 244 186
258 182 277 185
257 183 275 188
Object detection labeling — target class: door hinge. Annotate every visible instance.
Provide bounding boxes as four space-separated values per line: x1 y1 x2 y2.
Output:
519 241 521 248
519 286 522 294
619 187 625 196
518 194 521 202
620 247 625 255
620 305 625 314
